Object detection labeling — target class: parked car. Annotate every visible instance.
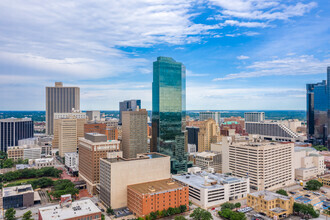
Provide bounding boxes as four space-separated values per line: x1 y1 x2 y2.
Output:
305 194 310 197
313 192 320 196
289 191 296 194
19 207 27 210
303 187 308 190
259 212 266 216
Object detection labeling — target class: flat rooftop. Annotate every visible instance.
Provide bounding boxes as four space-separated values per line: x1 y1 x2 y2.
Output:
195 151 219 157
103 152 168 163
38 199 100 220
249 190 290 201
173 171 246 190
231 141 292 148
3 184 33 197
128 178 184 194
270 207 287 213
0 117 32 122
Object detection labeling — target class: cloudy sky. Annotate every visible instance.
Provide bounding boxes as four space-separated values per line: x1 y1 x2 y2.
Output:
0 0 329 110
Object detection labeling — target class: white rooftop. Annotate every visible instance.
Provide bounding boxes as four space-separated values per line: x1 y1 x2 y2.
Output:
38 199 101 220
173 171 247 190
35 157 54 163
249 190 290 201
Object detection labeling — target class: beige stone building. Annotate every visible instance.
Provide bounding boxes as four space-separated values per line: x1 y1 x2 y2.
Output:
99 153 171 209
293 147 326 180
193 151 222 172
222 141 295 190
247 191 294 219
198 119 221 152
122 109 148 158
7 145 42 160
78 133 121 194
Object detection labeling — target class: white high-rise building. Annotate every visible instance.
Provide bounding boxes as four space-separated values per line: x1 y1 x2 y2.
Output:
244 112 265 122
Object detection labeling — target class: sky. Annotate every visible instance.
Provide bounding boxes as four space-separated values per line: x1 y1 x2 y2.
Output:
0 0 329 111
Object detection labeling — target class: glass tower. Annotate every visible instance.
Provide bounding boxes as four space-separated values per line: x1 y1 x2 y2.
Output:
151 56 188 173
306 67 329 148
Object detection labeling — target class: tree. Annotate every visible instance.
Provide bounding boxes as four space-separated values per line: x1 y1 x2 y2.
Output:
324 207 330 215
168 207 176 216
5 208 16 220
312 145 328 151
179 205 187 213
305 180 323 190
3 159 14 168
276 189 288 196
22 210 33 220
106 207 114 215
190 208 212 220
221 202 235 210
189 201 193 206
101 214 105 220
149 211 157 220
175 216 187 220
219 209 232 219
234 203 241 208
219 209 246 220
293 202 319 218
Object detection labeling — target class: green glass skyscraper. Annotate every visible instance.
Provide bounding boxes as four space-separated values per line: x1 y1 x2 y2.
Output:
151 56 188 173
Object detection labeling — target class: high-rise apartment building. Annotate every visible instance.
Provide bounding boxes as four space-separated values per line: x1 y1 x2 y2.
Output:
78 133 121 194
198 119 221 152
46 82 80 135
306 67 330 147
199 112 221 125
0 118 34 152
151 56 187 174
244 112 265 122
99 153 171 209
122 109 148 158
119 100 141 124
222 142 295 190
86 111 101 122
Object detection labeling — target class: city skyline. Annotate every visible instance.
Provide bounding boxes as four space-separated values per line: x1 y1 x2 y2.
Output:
0 0 329 111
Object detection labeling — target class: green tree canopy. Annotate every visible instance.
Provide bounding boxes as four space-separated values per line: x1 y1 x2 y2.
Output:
221 202 236 210
5 208 16 220
174 216 187 220
190 207 212 220
293 203 319 218
22 210 33 220
312 145 328 151
276 189 288 196
305 180 323 190
106 207 114 215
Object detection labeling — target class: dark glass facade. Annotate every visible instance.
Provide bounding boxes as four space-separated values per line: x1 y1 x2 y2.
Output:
119 100 141 123
0 118 34 152
151 57 187 173
307 67 329 148
186 127 199 151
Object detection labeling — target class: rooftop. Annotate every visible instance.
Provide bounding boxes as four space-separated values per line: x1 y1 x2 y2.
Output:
270 207 287 213
249 190 291 201
195 151 220 157
294 147 317 152
128 178 185 194
0 117 32 122
103 152 169 163
231 141 293 148
3 184 33 197
173 171 247 189
35 157 54 163
39 199 101 220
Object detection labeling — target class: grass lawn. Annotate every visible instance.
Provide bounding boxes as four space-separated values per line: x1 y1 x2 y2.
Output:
4 178 39 187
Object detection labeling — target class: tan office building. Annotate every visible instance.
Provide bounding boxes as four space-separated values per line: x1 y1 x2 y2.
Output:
122 109 148 158
99 153 171 209
46 82 80 135
78 133 121 194
198 119 221 152
247 191 294 219
223 142 295 190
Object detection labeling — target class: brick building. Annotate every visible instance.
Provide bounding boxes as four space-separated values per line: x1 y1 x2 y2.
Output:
127 179 189 217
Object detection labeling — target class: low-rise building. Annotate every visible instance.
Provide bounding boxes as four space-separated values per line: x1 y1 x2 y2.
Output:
2 184 34 209
7 145 42 160
33 157 55 168
99 153 171 209
38 196 101 220
194 151 222 173
247 191 294 219
293 147 326 180
173 172 249 209
65 152 79 171
127 179 189 217
318 174 330 187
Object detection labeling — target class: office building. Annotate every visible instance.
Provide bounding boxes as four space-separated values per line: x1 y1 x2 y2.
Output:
306 67 330 147
84 123 106 135
7 145 41 160
86 110 101 122
99 153 171 209
46 82 80 135
244 112 265 122
198 119 221 152
2 184 34 209
245 121 301 142
222 117 247 135
119 100 141 123
106 126 118 140
223 142 295 190
247 191 294 219
173 172 249 209
33 157 55 169
0 118 34 152
152 56 187 173
186 127 199 152
194 151 222 173
38 196 101 220
53 111 86 149
199 112 221 125
127 179 189 217
122 109 148 158
79 133 121 194
293 147 326 180
65 152 79 171
18 137 38 146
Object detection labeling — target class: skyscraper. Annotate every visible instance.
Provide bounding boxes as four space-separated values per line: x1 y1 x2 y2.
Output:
122 109 148 158
199 111 221 125
0 118 34 152
151 56 187 173
306 67 329 147
46 82 80 135
119 100 141 124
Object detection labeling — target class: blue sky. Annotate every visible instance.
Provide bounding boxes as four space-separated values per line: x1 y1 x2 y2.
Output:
0 0 329 110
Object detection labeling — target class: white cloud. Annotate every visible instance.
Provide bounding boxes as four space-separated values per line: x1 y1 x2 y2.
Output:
222 20 268 28
213 55 330 81
237 55 250 60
